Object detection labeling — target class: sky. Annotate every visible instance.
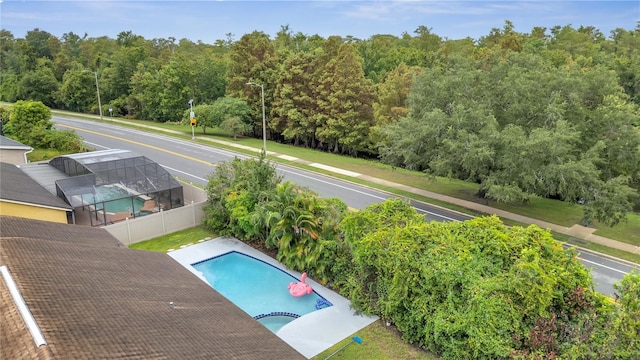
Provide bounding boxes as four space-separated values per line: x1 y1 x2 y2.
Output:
1 1 638 43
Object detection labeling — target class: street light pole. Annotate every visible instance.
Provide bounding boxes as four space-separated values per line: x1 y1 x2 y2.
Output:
246 82 267 153
82 70 103 121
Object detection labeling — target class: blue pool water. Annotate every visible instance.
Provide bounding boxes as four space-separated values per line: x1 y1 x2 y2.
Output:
192 251 332 332
96 197 146 214
90 185 131 202
82 185 146 214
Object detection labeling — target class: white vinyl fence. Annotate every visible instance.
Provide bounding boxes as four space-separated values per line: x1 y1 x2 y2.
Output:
104 182 208 246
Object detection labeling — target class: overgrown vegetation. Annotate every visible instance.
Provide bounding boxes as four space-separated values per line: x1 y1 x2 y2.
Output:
337 201 639 359
202 156 639 359
1 100 87 154
203 153 348 283
379 53 639 227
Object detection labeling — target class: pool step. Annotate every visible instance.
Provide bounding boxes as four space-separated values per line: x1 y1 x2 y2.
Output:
254 311 300 320
315 298 333 310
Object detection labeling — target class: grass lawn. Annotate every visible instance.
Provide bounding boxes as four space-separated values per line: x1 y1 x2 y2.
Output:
593 212 640 247
27 148 65 162
312 321 437 360
52 111 640 248
129 226 217 252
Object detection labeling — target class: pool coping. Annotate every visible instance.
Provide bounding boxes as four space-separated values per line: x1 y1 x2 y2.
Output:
167 237 378 359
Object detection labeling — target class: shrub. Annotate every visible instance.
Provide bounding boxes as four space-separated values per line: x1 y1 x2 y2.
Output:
203 153 281 242
4 100 52 144
340 200 605 359
42 129 87 152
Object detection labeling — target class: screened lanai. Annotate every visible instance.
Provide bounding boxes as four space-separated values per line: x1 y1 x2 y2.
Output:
51 149 184 226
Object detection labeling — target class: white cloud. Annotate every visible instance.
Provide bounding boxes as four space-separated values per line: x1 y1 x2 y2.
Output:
340 0 565 22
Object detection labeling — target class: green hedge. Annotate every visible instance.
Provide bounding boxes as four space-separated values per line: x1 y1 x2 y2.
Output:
203 158 639 359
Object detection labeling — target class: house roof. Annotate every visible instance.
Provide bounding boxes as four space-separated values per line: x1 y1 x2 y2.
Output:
0 135 31 150
0 216 304 359
14 162 69 196
0 162 72 211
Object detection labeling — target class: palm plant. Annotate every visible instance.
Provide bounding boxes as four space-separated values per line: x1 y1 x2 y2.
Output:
257 181 345 281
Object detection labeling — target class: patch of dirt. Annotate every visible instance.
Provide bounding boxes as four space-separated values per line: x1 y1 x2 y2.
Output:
246 240 278 259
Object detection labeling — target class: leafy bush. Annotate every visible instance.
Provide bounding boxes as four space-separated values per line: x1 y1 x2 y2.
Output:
3 100 52 144
2 100 87 154
42 129 87 152
340 199 610 359
255 181 347 282
607 272 640 359
203 154 281 242
204 156 347 281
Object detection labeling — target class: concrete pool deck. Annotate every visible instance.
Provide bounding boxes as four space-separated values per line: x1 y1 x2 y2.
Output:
167 237 378 359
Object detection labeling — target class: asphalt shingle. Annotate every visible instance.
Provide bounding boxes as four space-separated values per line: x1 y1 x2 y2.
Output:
0 162 71 210
0 216 304 359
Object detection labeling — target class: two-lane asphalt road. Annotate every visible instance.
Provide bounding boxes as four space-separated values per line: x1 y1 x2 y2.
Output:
52 115 638 297
54 116 466 222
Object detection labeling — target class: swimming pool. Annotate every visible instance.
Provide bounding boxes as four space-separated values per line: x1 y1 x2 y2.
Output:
169 237 379 358
90 185 131 203
95 197 146 214
82 185 145 214
192 251 332 333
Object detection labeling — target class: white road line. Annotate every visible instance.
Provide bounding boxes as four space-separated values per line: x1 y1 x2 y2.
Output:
414 207 461 222
84 141 110 149
161 165 208 182
578 257 630 275
278 167 387 200
279 166 461 221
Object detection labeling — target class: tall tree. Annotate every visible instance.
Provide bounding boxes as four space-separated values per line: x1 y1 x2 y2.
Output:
380 50 639 225
271 51 319 146
225 31 278 138
56 68 97 112
372 63 422 127
22 29 61 68
315 44 375 155
411 25 443 67
16 59 59 107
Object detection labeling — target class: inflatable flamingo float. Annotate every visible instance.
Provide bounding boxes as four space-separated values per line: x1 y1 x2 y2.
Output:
288 272 313 297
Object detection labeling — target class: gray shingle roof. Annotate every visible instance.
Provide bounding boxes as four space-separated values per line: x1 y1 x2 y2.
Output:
0 135 31 149
0 162 72 210
0 216 304 359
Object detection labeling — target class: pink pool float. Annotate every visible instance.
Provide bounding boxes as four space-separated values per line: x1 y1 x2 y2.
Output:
288 272 313 297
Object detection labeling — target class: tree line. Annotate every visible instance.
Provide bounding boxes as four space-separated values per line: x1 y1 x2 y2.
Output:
1 21 638 225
